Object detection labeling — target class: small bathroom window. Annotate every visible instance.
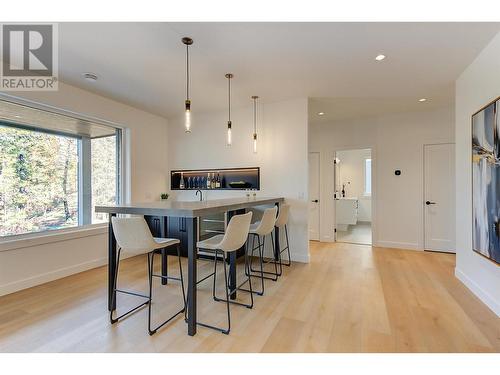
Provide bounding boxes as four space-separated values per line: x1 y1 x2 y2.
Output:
364 158 372 196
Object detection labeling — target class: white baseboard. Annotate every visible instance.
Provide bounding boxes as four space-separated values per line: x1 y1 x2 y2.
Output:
455 268 500 317
320 235 335 243
0 257 107 297
291 252 310 263
0 246 311 297
375 241 422 251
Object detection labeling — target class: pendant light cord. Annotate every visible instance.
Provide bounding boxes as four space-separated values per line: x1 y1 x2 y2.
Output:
228 76 231 121
253 97 256 133
186 44 190 100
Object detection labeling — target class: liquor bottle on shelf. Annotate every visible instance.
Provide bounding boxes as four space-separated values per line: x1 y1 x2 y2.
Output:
187 176 192 189
215 173 221 188
206 173 211 189
211 173 215 189
179 172 185 189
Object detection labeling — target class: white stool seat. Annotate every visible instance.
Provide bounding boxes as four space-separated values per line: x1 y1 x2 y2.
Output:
248 206 277 236
153 237 180 249
197 235 225 251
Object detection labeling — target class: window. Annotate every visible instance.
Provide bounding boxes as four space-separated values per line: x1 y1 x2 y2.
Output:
0 126 79 236
91 135 118 224
364 158 372 196
0 101 121 237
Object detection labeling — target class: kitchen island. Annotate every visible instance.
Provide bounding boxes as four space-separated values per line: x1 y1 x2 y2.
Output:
95 196 284 336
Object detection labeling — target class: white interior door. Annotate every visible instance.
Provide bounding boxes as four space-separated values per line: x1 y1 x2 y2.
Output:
424 143 455 252
308 152 320 241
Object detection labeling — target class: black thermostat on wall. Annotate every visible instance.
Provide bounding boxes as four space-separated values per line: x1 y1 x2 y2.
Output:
395 170 401 176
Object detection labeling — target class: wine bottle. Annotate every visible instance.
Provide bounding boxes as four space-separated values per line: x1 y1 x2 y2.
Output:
215 173 221 188
179 172 185 189
206 173 211 189
211 173 216 189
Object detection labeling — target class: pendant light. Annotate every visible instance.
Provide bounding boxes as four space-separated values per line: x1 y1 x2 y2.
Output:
182 37 193 133
225 73 233 146
251 95 259 153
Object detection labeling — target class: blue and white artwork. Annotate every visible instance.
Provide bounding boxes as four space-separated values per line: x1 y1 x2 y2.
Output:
472 98 500 264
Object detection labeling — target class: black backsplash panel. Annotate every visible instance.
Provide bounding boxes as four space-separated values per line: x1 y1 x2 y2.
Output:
171 167 260 190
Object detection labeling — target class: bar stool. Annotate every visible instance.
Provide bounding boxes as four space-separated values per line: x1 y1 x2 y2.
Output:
195 211 253 335
257 204 292 277
110 216 186 336
246 206 278 295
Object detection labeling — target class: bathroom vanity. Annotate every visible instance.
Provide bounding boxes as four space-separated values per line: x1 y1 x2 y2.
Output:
335 197 359 231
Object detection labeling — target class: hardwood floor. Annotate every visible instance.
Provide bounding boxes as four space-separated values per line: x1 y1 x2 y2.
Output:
0 241 499 352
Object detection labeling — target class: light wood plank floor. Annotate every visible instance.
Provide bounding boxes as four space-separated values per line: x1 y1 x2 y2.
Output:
0 241 499 352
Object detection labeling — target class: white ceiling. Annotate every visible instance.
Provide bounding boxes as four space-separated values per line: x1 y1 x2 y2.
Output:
308 96 452 124
52 22 500 120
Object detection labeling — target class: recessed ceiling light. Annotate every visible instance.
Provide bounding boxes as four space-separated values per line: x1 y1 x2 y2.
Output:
418 98 427 102
318 112 325 116
14 115 22 118
82 72 98 82
375 54 386 61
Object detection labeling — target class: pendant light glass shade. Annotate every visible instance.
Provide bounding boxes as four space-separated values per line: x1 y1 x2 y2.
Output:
182 37 193 133
185 99 191 133
225 73 233 146
227 122 232 146
251 96 259 154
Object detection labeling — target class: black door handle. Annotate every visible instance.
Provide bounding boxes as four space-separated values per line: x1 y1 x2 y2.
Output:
312 199 319 203
425 201 436 205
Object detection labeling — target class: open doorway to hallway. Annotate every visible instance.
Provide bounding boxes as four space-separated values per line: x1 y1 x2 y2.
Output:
334 148 372 245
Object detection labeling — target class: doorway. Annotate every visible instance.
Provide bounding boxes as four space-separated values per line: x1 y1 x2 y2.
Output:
308 152 320 241
334 148 372 245
424 143 455 253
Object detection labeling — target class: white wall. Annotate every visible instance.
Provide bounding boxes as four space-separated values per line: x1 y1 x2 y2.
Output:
309 106 455 249
0 82 169 296
336 148 372 222
168 98 310 263
455 32 500 317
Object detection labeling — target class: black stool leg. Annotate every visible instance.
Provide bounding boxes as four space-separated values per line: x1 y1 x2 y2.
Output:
109 248 121 324
246 234 266 295
110 248 150 324
258 236 265 294
176 244 187 321
148 245 187 336
283 224 291 266
212 250 218 301
148 252 154 334
247 235 256 276
221 250 231 334
270 231 282 277
244 245 254 307
197 249 231 334
230 238 256 306
249 233 279 282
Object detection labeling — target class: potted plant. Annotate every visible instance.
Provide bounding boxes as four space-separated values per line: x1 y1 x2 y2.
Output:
160 193 169 201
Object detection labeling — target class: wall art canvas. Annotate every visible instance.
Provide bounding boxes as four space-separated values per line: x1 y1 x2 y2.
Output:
472 97 500 264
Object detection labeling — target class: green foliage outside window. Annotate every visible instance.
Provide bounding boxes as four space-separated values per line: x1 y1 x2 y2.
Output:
0 125 78 236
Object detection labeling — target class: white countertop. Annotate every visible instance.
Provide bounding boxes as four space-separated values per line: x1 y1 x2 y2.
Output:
95 196 285 217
